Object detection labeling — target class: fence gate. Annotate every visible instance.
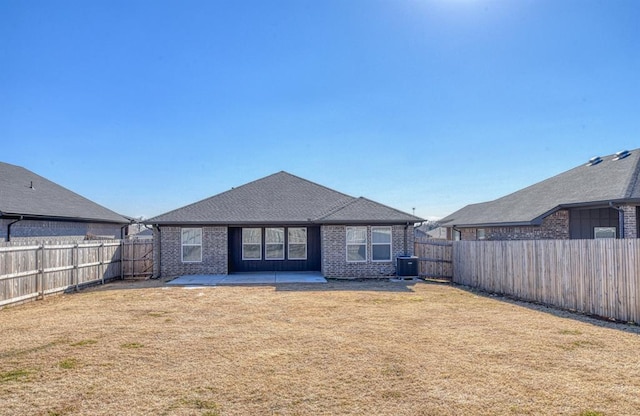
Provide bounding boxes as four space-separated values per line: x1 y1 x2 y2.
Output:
414 239 453 280
121 240 154 279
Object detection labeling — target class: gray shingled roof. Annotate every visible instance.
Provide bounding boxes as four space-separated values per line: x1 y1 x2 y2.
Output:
0 162 129 224
146 171 423 225
440 149 640 227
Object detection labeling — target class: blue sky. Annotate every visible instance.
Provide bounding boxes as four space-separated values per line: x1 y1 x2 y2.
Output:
1 0 638 220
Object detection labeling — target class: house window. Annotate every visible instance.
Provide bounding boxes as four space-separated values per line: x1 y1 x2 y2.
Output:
242 228 262 260
181 228 202 263
265 228 285 260
594 227 616 239
288 227 307 260
477 229 486 240
346 226 367 262
371 226 392 262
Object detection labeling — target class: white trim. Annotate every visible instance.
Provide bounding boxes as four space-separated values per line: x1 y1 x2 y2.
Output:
346 226 367 263
181 228 202 263
288 227 307 260
371 226 392 262
265 227 285 260
242 228 262 260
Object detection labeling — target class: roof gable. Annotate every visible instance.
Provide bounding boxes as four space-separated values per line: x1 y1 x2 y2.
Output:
0 162 129 224
441 149 640 227
147 171 422 225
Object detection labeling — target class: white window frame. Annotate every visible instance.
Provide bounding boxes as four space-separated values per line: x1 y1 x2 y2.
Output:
288 227 307 260
242 228 262 260
594 227 616 239
477 228 486 240
265 227 285 260
181 228 202 263
371 226 392 262
346 226 367 263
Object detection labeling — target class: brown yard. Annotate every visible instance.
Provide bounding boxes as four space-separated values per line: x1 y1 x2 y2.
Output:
1 279 639 416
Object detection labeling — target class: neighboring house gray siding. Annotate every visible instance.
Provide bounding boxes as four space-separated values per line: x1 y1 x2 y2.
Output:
0 219 122 242
155 226 228 277
321 225 413 278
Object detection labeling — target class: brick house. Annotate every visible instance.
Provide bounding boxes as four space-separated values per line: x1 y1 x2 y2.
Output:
440 149 640 240
0 161 130 242
145 171 423 278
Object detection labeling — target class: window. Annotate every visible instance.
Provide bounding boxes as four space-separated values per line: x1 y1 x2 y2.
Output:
477 229 486 240
371 227 392 261
265 228 285 260
346 226 367 262
594 227 616 239
242 228 262 260
288 227 307 260
181 228 202 263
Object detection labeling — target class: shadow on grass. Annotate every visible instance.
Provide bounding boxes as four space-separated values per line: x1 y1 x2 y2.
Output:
453 282 640 335
274 278 424 293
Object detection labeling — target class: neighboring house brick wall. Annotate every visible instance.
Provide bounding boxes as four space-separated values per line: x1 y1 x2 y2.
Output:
458 210 570 241
620 205 637 239
0 219 122 242
156 226 228 278
321 224 414 278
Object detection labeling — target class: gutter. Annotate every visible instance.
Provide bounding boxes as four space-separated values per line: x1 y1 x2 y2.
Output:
6 216 24 242
608 202 625 239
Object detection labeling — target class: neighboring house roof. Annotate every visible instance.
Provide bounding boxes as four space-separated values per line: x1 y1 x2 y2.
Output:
0 161 130 224
440 149 640 227
146 171 423 225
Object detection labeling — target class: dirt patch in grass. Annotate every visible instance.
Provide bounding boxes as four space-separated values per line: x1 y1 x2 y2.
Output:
1 279 639 415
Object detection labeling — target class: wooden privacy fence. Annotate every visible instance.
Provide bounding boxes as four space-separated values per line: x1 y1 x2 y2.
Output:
0 239 153 307
453 239 640 323
414 239 453 280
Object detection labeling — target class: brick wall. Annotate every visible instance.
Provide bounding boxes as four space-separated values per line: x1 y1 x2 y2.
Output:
621 205 638 238
321 224 414 278
458 210 570 241
155 226 228 278
0 219 123 242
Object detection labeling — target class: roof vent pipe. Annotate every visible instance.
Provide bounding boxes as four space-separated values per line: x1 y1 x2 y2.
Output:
614 150 631 161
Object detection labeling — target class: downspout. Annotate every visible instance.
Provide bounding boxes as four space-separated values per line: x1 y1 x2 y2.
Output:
404 222 409 256
609 202 625 239
453 225 461 241
7 216 24 242
153 225 161 279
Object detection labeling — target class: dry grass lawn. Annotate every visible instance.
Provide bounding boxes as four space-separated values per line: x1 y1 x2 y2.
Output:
1 279 639 416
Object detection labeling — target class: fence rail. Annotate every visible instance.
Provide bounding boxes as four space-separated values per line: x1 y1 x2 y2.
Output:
0 239 153 307
453 239 640 323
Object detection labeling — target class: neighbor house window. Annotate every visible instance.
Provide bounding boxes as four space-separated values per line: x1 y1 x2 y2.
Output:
346 226 367 262
594 227 616 239
181 228 202 263
371 226 392 262
288 227 307 260
242 228 262 260
265 228 285 260
477 229 486 240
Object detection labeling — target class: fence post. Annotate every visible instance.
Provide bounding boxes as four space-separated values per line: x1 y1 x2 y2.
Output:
73 243 79 291
99 242 104 285
120 240 124 280
37 242 45 300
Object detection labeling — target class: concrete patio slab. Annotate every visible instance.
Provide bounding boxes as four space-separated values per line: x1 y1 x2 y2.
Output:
167 271 327 286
